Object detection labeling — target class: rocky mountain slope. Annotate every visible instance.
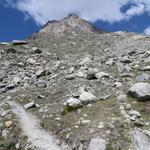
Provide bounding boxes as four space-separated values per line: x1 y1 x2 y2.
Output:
0 15 150 150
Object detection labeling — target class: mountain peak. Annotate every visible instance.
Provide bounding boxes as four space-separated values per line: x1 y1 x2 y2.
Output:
38 15 103 36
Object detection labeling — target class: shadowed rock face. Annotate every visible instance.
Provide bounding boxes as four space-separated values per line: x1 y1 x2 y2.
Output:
38 15 103 36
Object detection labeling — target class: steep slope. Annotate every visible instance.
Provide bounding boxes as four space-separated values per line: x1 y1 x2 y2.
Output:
0 16 150 150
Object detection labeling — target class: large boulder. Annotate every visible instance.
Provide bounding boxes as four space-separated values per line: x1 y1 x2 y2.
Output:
79 91 97 104
87 138 106 150
128 82 150 101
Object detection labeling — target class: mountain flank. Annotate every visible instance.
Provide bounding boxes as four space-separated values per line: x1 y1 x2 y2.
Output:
0 15 150 150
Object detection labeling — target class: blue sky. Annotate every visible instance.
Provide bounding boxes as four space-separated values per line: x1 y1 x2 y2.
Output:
1 0 150 42
0 3 39 41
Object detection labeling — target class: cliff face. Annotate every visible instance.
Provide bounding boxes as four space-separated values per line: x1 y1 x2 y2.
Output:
0 16 150 150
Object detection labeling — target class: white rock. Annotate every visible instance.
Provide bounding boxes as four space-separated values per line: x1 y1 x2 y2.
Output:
13 76 21 84
64 97 82 108
95 72 109 79
69 67 75 74
105 58 114 65
2 129 10 139
129 110 142 118
125 104 131 110
76 70 87 78
81 119 91 124
79 57 91 66
79 91 97 104
87 138 106 150
15 143 20 149
114 82 122 88
121 110 126 116
119 105 125 110
27 58 36 64
124 118 131 124
117 94 127 102
97 121 105 129
24 102 36 110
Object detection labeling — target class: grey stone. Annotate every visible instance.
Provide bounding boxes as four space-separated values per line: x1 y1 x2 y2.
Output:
65 74 75 80
13 76 21 84
72 91 81 98
132 129 150 150
143 130 150 138
120 56 132 63
0 83 7 89
6 83 15 90
128 82 150 101
36 69 46 78
143 56 150 63
133 120 144 127
86 72 97 80
32 47 42 54
5 48 16 53
129 110 142 118
36 80 47 88
68 67 75 74
99 95 110 100
117 63 130 75
114 82 122 88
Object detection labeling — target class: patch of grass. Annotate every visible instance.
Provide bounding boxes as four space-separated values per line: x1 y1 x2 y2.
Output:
61 105 82 115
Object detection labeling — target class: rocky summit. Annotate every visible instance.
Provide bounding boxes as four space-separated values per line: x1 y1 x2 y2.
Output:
0 15 150 150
